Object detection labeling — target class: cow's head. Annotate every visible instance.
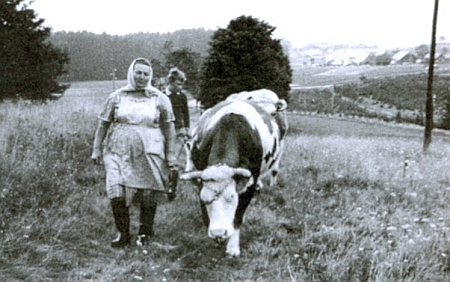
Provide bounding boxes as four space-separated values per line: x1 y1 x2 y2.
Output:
180 165 252 240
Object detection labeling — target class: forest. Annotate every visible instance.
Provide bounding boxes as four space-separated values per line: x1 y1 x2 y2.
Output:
49 28 214 82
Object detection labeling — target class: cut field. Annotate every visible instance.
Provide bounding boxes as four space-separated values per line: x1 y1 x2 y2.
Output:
0 79 449 281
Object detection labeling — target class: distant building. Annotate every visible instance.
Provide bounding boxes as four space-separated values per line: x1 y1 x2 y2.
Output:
325 48 378 66
424 52 448 63
390 50 418 64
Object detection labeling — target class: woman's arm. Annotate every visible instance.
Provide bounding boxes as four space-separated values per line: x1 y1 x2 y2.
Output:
91 120 111 165
161 121 177 168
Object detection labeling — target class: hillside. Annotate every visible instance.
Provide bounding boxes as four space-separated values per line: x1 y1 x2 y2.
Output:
289 64 450 128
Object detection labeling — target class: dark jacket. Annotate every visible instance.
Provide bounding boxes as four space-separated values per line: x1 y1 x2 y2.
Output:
164 89 190 135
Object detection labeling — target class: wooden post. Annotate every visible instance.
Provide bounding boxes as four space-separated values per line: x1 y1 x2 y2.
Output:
423 0 439 152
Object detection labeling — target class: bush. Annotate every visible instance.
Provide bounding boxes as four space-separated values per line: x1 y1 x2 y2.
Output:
199 15 292 108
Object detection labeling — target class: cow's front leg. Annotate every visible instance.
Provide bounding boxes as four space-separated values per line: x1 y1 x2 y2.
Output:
226 229 240 257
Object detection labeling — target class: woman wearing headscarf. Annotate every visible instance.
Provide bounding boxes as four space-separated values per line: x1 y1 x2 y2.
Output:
91 58 176 248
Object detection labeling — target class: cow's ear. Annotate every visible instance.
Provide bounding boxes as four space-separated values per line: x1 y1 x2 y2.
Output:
234 174 252 194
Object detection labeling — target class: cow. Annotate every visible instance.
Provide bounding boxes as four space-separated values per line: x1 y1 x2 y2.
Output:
181 89 288 257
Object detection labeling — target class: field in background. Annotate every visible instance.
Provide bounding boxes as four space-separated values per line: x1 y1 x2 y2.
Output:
0 73 450 280
289 63 450 128
291 64 449 87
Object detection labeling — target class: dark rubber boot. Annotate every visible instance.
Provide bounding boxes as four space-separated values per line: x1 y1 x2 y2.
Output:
110 198 130 248
168 169 179 201
137 203 157 246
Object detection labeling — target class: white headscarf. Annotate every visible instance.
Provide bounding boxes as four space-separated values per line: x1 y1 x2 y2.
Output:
120 58 160 97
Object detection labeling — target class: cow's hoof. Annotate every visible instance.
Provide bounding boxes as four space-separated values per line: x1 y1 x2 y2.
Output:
225 248 240 257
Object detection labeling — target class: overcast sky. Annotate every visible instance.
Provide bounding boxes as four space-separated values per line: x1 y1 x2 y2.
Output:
30 0 450 49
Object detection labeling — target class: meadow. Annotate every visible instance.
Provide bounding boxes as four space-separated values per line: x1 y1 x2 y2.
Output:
290 63 450 128
1 71 450 281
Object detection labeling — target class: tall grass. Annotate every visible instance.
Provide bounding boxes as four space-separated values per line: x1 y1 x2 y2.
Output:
278 118 450 281
0 86 109 280
0 81 449 281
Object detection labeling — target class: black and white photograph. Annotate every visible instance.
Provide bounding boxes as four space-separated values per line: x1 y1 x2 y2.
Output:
1 0 450 280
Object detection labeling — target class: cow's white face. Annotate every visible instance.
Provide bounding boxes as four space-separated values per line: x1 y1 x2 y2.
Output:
197 166 243 240
181 165 251 251
201 176 238 240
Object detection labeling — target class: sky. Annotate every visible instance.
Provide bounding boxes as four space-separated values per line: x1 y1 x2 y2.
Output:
30 0 450 49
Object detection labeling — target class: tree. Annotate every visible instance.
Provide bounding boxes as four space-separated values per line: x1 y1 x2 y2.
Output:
150 58 166 81
0 0 69 101
199 15 292 108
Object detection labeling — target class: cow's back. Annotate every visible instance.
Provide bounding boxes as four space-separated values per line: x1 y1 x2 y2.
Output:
190 100 284 183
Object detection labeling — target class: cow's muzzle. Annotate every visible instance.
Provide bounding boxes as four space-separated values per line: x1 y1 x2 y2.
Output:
209 228 228 239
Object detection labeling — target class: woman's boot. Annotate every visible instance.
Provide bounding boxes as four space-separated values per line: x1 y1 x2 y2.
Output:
136 202 157 246
110 197 130 248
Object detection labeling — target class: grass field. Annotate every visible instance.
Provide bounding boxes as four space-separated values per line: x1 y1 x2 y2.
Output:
1 70 450 281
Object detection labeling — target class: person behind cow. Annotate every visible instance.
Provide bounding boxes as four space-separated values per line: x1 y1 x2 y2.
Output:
91 58 177 248
163 68 190 198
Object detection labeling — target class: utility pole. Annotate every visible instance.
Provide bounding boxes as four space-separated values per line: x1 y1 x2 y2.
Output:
423 0 439 152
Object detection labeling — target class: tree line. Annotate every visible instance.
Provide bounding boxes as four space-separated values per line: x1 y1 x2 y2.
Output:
2 1 292 107
49 29 214 83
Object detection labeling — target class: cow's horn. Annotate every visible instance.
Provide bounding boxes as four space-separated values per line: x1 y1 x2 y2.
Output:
276 99 288 111
232 168 252 178
180 171 203 180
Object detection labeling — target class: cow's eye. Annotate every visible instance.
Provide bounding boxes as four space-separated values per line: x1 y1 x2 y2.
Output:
224 193 235 203
191 178 202 190
202 198 214 205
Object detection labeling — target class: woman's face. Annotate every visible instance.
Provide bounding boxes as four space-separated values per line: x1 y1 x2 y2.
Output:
133 63 151 89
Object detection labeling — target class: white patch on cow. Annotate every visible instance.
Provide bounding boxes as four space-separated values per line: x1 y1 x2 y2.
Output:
226 229 240 257
226 89 282 114
202 177 238 241
184 140 195 172
203 101 257 132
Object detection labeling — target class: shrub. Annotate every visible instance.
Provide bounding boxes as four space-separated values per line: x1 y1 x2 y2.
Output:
199 15 292 108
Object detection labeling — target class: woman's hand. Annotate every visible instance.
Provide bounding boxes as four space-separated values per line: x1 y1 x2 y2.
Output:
91 148 103 165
